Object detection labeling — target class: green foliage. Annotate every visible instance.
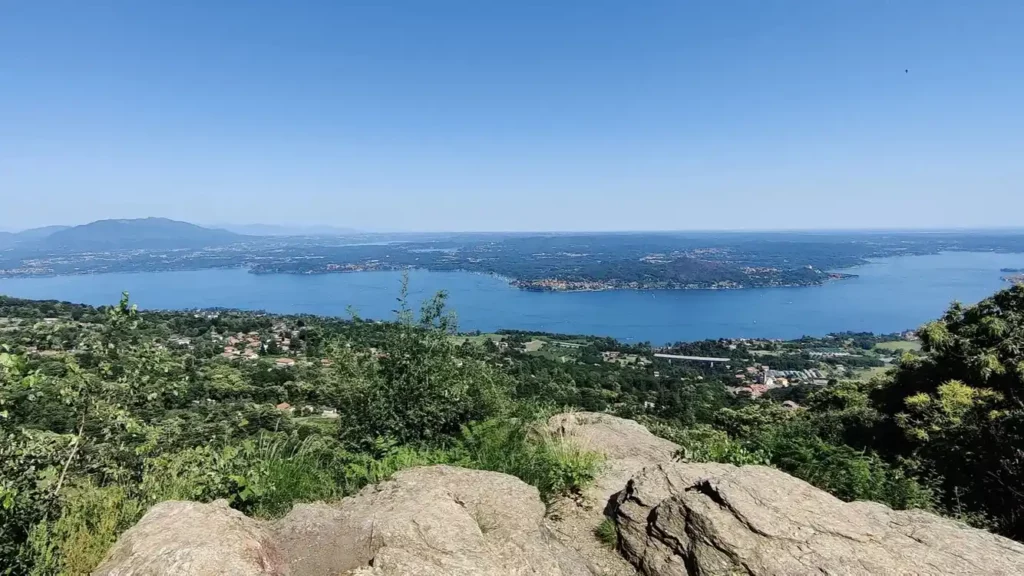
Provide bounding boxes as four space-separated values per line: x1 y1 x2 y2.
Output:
593 518 618 549
26 482 144 576
6 284 1024 574
332 278 511 446
871 285 1024 537
758 432 933 509
666 425 771 466
141 433 454 519
535 431 604 498
454 415 603 501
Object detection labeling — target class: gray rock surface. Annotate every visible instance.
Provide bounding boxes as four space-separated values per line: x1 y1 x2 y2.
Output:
614 462 1024 576
545 412 679 576
93 499 284 576
96 466 593 576
274 465 593 576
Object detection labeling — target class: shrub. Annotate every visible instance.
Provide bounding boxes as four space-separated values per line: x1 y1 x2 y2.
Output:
26 482 145 576
141 434 456 519
535 429 604 497
455 416 603 501
332 288 512 447
668 425 771 466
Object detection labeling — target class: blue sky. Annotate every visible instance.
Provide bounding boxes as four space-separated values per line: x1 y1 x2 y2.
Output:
2 1 1022 232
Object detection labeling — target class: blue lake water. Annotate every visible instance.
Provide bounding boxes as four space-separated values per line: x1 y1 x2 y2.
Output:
1 251 1022 344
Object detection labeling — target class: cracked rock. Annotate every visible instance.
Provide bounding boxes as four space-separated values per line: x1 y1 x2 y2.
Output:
613 462 1024 576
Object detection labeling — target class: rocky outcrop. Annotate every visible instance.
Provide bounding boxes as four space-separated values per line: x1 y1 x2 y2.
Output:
95 415 1024 576
548 412 679 506
274 465 592 575
613 462 1024 576
93 500 284 575
96 466 593 576
545 412 679 576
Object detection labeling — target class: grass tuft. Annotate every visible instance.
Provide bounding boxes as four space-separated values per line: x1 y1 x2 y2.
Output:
594 517 618 549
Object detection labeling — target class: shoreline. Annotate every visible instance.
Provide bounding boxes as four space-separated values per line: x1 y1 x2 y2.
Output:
1 265 857 292
0 252 1012 345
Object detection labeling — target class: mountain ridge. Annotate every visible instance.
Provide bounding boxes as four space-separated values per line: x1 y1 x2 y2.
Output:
0 225 72 249
39 217 245 251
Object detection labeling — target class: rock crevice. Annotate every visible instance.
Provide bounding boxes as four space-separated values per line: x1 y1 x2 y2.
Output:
614 462 1024 576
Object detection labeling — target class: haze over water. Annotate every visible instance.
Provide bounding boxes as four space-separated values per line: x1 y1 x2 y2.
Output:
1 251 1021 344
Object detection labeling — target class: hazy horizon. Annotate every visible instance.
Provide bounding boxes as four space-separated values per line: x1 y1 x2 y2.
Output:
5 217 1024 236
3 1 1023 231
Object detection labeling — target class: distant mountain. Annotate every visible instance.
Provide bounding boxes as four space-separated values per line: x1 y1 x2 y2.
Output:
215 223 359 237
40 218 245 251
15 225 72 241
0 225 71 248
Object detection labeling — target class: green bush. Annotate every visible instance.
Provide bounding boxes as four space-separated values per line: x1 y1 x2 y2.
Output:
26 483 144 576
141 433 456 519
761 432 934 510
665 424 771 466
455 416 603 501
332 287 512 447
535 430 604 497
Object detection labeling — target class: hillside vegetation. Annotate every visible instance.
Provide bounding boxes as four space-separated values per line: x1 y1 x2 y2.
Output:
2 283 1024 573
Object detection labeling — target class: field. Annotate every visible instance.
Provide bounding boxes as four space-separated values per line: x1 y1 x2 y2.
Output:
452 333 505 346
523 339 545 352
854 365 893 382
873 340 922 353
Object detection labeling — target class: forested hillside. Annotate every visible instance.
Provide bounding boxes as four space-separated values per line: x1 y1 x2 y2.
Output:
2 283 1023 573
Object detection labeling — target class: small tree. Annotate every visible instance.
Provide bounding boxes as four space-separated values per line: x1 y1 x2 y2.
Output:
333 276 510 448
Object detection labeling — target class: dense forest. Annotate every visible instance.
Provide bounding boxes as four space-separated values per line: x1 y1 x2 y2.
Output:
2 282 1024 573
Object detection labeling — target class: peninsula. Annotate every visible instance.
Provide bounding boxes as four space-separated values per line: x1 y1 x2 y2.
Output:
4 219 1024 292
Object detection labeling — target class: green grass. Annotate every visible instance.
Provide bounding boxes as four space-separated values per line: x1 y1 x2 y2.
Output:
451 333 505 346
456 417 603 502
854 365 893 382
27 483 146 576
873 340 922 352
594 518 618 549
532 346 578 363
292 416 341 436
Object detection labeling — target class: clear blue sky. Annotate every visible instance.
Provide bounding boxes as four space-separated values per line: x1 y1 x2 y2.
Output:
2 1 1022 232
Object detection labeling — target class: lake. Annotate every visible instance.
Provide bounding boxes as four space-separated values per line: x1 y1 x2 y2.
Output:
1 251 1022 344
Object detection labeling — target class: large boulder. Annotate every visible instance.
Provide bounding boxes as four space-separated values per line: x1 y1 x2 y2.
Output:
614 462 1024 576
93 500 284 576
96 466 594 576
545 412 679 576
273 465 592 576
